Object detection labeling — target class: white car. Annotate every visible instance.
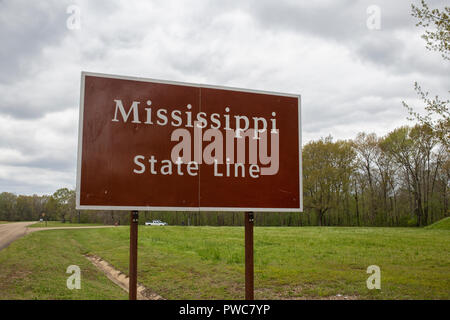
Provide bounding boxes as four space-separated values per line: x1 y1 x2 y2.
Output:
145 220 168 226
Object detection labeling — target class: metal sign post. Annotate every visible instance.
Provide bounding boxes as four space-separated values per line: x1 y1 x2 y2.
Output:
129 211 139 300
42 213 47 227
245 212 254 300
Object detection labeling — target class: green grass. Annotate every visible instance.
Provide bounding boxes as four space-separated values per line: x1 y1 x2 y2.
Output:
0 226 448 300
28 221 104 228
426 217 450 230
0 228 127 300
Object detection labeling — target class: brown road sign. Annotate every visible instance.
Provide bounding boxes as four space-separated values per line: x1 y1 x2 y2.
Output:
76 72 302 212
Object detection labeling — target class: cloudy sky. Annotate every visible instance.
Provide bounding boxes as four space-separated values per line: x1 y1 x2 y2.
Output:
0 0 448 195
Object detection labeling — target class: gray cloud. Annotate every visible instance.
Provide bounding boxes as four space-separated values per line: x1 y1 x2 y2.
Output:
0 0 70 83
0 0 448 195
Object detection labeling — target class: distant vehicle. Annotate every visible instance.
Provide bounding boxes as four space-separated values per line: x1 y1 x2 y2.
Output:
145 220 168 226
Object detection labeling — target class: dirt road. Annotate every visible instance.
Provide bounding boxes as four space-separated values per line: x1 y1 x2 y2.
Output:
28 226 119 232
0 222 36 250
0 222 119 251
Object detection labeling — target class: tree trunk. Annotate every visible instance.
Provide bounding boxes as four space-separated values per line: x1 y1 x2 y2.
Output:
317 209 323 226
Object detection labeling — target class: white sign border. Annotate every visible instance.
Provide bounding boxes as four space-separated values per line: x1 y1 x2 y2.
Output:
76 71 303 212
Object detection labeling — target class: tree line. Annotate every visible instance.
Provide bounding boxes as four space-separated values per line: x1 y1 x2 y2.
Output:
1 124 448 227
303 125 448 226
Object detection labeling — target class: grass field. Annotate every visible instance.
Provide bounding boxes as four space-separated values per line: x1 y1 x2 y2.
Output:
28 221 104 228
0 225 448 300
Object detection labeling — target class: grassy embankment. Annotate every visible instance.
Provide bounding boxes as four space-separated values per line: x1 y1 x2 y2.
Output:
0 225 448 299
425 217 450 230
